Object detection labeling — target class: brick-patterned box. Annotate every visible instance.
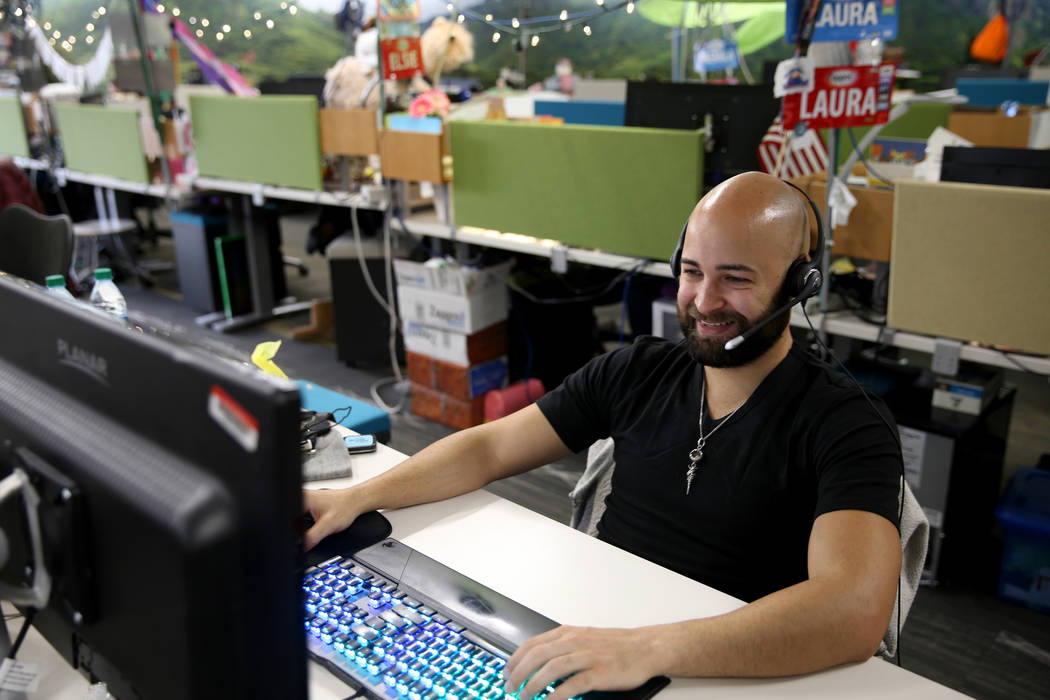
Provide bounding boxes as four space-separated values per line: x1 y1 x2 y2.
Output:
406 352 507 401
410 383 486 430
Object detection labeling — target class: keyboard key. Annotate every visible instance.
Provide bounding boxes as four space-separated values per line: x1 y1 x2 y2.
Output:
402 597 423 609
448 622 465 633
382 616 410 630
419 606 437 617
364 616 387 629
433 614 450 624
352 624 379 641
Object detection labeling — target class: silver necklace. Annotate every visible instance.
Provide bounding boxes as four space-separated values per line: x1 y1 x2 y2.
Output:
686 375 743 495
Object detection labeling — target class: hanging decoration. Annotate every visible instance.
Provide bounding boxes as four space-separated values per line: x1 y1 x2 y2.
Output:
443 0 638 42
26 22 114 90
138 0 258 95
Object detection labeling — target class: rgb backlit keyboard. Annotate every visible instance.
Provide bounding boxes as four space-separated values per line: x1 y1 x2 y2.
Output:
303 555 542 699
304 537 669 700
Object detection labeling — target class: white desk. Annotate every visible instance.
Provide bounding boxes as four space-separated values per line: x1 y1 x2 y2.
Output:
304 442 967 699
5 438 965 698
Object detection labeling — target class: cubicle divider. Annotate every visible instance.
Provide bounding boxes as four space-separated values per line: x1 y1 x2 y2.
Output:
319 106 449 184
191 94 323 191
888 179 1050 356
0 95 30 159
449 121 704 261
53 102 150 183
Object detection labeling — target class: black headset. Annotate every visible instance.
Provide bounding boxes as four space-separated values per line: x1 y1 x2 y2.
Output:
669 180 826 305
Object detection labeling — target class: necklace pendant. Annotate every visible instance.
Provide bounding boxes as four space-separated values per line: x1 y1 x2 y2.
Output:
685 464 697 495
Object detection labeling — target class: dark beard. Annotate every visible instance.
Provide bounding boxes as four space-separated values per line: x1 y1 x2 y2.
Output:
677 287 793 368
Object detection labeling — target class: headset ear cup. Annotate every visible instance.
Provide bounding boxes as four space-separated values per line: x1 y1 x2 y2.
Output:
670 222 687 278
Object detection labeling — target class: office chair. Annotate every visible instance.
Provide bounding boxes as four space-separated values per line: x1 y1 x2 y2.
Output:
0 203 74 285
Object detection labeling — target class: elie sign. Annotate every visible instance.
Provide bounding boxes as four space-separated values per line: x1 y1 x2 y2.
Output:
381 36 423 80
782 64 895 130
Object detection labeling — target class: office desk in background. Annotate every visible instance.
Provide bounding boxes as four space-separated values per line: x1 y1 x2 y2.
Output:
7 435 965 698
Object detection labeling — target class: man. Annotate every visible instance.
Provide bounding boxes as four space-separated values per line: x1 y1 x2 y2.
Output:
304 172 903 699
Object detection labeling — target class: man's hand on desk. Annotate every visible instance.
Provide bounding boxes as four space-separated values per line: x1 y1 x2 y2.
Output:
504 625 662 700
302 487 361 551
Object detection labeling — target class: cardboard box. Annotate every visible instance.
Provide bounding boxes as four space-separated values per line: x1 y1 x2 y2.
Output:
393 259 512 298
402 320 508 367
791 175 894 262
397 285 508 334
946 107 1049 149
410 383 486 430
888 180 1050 355
932 366 1003 416
406 351 508 400
319 107 380 156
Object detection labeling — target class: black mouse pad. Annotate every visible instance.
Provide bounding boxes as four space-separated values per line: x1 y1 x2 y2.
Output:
304 509 392 569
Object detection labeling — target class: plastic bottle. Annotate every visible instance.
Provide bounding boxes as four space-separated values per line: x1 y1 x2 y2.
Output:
45 274 76 301
88 268 128 321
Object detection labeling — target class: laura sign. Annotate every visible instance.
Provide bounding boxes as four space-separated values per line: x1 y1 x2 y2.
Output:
786 0 898 43
782 64 895 130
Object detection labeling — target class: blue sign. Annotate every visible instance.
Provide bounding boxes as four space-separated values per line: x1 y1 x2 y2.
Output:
693 39 740 73
786 0 898 43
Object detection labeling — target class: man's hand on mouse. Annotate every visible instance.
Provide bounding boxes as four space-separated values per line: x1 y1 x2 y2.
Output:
503 625 661 700
302 488 361 551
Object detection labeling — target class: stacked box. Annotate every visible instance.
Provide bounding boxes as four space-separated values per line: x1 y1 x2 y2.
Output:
407 352 508 401
409 383 487 431
395 259 511 430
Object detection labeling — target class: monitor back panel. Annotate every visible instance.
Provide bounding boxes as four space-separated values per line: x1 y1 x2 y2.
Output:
624 81 778 184
0 95 30 158
54 103 149 183
191 94 323 191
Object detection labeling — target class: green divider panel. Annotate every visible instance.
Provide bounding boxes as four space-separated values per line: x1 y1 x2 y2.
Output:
824 101 953 166
53 103 149 183
191 94 322 191
450 121 704 261
0 95 30 158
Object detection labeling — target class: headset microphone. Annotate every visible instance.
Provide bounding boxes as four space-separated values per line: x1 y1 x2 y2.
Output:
724 267 822 351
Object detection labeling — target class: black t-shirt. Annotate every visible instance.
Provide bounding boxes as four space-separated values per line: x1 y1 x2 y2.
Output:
536 336 901 603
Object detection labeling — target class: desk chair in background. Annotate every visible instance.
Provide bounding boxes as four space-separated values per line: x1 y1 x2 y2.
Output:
571 437 929 660
0 203 73 285
71 186 149 288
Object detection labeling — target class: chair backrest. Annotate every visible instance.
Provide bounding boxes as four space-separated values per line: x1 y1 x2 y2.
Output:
0 204 74 285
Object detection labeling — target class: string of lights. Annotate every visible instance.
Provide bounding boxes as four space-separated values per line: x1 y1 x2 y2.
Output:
443 0 640 46
10 1 306 51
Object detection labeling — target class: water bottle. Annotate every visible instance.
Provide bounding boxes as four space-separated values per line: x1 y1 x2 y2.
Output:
45 274 76 301
89 268 128 321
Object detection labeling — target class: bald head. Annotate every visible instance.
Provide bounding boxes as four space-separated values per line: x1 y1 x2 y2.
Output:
688 172 811 267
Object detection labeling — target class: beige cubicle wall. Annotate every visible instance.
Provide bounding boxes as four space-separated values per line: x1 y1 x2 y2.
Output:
888 180 1050 356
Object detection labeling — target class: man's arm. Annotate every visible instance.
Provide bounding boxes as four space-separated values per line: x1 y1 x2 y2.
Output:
303 404 573 550
504 509 902 699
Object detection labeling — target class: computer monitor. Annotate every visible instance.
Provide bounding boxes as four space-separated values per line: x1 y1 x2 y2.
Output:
940 146 1050 190
624 80 780 189
0 274 307 700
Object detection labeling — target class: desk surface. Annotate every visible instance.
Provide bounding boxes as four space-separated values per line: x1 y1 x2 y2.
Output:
6 437 965 698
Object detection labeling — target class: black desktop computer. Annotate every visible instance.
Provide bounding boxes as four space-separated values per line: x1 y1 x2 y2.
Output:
940 145 1050 190
0 274 306 699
